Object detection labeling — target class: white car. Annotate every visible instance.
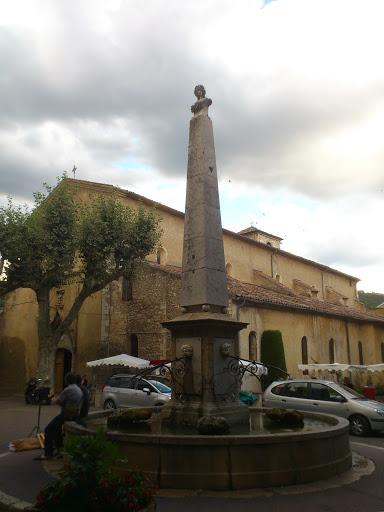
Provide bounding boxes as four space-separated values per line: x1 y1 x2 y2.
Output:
263 379 384 436
101 374 171 409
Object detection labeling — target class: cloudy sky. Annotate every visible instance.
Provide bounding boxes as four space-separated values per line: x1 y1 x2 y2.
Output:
1 0 383 293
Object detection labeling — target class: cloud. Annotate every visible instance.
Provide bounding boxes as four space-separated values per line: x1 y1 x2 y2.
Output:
1 0 384 291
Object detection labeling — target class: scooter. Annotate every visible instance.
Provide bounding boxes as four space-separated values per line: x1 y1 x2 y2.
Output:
24 378 53 405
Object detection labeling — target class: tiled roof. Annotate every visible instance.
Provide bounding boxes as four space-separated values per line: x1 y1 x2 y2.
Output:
144 261 384 325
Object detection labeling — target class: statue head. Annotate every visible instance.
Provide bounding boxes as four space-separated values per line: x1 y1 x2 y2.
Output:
194 85 206 100
220 342 232 357
181 344 193 358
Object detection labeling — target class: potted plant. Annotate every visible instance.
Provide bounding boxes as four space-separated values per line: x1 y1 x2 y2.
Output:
34 428 156 511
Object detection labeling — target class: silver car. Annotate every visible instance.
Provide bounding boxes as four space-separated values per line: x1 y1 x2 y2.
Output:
101 374 171 410
262 379 384 436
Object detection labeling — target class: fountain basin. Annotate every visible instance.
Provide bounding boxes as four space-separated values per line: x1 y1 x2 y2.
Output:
65 407 352 490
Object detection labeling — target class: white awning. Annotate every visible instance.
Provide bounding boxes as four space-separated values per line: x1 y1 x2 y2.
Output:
86 354 151 368
298 363 384 373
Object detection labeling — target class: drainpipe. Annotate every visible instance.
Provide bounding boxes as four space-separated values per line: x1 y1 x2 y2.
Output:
236 297 247 321
345 320 351 364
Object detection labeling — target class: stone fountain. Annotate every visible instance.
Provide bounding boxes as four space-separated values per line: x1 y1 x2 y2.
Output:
66 86 352 490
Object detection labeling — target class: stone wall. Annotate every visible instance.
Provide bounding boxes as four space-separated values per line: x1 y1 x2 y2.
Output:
98 263 182 362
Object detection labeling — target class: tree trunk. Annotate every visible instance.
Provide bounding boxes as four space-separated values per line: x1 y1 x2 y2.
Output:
37 335 56 388
36 286 56 387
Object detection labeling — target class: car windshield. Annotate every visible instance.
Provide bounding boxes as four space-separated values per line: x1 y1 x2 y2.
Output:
148 380 171 393
329 382 364 399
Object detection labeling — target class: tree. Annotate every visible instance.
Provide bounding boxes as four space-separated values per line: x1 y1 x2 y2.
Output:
260 329 287 390
0 177 162 385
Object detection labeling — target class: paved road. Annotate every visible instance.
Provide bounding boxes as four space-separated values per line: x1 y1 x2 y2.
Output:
1 396 384 511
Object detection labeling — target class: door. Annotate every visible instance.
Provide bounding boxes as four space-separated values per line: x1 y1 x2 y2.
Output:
54 349 72 393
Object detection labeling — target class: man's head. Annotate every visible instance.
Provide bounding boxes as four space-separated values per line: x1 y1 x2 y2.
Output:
64 372 78 386
194 85 206 100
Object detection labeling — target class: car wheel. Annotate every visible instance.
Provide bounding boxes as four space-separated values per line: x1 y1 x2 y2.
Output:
349 415 371 436
104 399 117 410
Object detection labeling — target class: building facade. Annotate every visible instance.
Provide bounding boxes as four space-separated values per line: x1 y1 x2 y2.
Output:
1 178 383 394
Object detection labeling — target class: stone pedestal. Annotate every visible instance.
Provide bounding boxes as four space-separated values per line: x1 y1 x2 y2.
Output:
162 312 249 427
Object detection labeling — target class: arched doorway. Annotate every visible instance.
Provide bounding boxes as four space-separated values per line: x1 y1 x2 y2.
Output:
54 348 72 393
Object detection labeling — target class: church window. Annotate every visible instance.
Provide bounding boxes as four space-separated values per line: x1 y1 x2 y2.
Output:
301 336 309 375
157 248 166 265
381 342 384 363
329 338 335 364
249 332 257 360
130 334 139 357
226 263 233 277
358 341 364 365
122 278 133 301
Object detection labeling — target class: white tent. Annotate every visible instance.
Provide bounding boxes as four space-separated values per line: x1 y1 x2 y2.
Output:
298 363 384 373
86 354 151 369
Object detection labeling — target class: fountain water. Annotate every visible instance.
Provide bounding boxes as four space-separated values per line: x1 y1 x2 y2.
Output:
67 86 352 489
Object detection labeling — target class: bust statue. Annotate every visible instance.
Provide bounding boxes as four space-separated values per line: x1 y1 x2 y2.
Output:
191 85 212 116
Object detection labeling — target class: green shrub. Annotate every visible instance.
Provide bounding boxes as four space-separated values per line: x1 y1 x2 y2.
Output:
260 330 287 390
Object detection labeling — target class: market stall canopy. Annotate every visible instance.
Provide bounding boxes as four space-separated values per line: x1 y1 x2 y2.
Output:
298 363 384 373
86 354 151 368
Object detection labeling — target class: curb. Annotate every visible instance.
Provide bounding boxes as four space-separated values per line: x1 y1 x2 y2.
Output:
0 450 375 510
0 490 34 511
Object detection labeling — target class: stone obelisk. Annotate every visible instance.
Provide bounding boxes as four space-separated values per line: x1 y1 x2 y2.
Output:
180 85 228 312
162 86 248 427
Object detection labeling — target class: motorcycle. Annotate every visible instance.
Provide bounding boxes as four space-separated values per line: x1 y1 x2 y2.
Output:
24 378 53 405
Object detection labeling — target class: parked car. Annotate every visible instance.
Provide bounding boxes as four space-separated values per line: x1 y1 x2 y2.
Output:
101 374 171 409
262 379 384 436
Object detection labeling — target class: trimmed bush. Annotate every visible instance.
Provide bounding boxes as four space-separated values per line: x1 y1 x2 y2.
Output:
197 416 230 435
260 330 287 390
107 408 152 428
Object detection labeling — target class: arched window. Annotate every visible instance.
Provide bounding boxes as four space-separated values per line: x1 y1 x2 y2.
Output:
358 341 364 365
226 263 233 277
301 336 308 375
275 274 280 282
248 332 257 360
157 248 166 265
381 342 384 363
130 334 138 357
329 338 335 364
